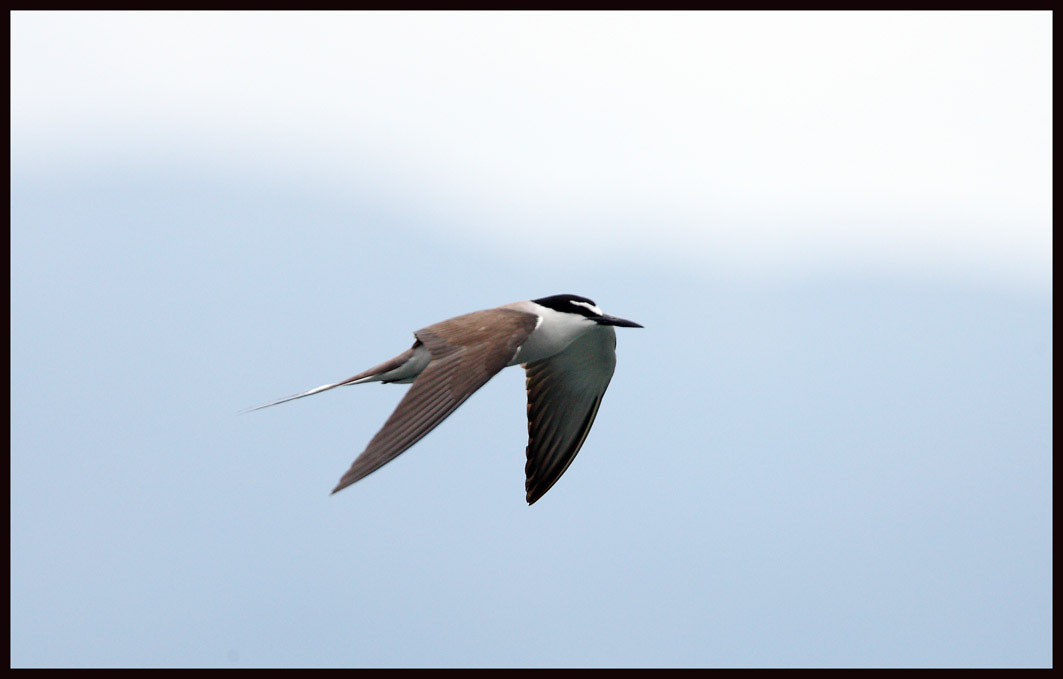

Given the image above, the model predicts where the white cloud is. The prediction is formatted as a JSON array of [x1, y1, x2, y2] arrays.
[[11, 11, 1052, 284]]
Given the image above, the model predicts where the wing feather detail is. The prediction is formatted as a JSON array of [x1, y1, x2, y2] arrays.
[[332, 308, 538, 494], [523, 327, 617, 504]]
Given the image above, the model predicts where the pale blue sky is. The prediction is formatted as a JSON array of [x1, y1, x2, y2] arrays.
[[11, 12, 1051, 668]]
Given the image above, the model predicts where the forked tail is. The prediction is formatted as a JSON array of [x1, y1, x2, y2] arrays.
[[239, 345, 420, 414]]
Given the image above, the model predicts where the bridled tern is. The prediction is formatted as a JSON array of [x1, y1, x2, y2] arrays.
[[248, 294, 643, 504]]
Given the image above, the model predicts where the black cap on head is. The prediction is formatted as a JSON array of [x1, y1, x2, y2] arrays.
[[532, 294, 599, 318], [532, 294, 643, 328]]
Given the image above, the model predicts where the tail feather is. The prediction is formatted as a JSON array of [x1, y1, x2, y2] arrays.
[[239, 381, 348, 414], [240, 345, 419, 414]]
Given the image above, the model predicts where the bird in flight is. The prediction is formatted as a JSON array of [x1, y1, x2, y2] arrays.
[[248, 294, 642, 504]]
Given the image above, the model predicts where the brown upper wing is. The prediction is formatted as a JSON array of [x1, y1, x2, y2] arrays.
[[332, 308, 538, 494], [523, 326, 617, 504]]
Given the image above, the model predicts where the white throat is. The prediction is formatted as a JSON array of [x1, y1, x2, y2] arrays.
[[506, 301, 596, 365]]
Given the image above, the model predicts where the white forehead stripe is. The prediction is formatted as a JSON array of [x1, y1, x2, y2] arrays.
[[570, 300, 603, 315]]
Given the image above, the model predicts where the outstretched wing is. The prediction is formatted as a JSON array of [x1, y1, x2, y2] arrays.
[[332, 308, 539, 494], [523, 326, 617, 504]]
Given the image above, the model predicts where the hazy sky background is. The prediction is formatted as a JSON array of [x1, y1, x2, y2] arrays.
[[11, 12, 1051, 667]]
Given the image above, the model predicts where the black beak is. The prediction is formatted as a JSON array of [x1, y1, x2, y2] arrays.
[[595, 314, 644, 328]]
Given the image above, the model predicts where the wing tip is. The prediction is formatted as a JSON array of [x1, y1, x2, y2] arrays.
[[330, 475, 356, 496], [331, 462, 376, 496], [525, 480, 550, 505]]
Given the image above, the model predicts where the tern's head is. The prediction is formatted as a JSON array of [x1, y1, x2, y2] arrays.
[[532, 294, 643, 328]]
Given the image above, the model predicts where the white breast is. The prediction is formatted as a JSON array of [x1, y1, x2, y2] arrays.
[[505, 301, 594, 366]]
